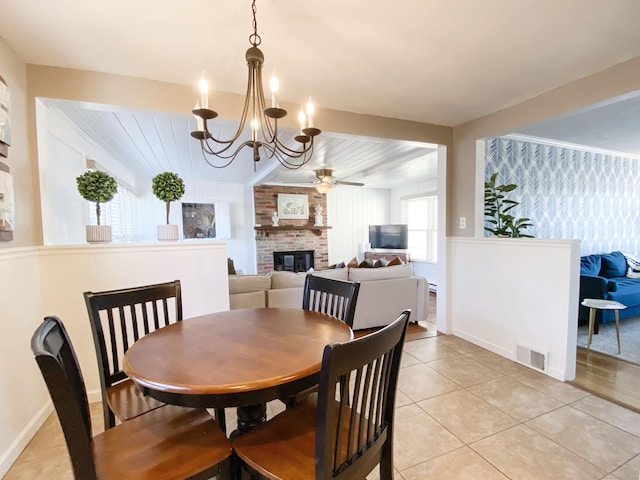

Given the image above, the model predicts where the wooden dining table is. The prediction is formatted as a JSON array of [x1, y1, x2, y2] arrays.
[[123, 307, 353, 435]]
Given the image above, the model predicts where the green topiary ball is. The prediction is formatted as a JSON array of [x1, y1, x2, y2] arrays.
[[152, 172, 185, 202], [76, 170, 117, 204]]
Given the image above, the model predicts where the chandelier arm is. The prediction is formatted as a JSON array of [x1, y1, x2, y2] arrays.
[[272, 136, 314, 157], [261, 141, 315, 169], [200, 135, 243, 156]]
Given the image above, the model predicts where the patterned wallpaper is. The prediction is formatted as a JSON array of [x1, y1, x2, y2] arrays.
[[485, 136, 640, 255]]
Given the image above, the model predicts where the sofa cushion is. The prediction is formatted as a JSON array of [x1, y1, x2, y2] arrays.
[[600, 251, 627, 278], [228, 274, 272, 294], [313, 268, 349, 281], [271, 270, 308, 289], [348, 263, 412, 282], [580, 254, 602, 276]]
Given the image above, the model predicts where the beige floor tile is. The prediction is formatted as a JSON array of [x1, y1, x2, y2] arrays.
[[510, 368, 590, 403], [427, 355, 505, 387], [400, 446, 509, 480], [464, 349, 530, 375], [571, 394, 640, 438], [432, 335, 487, 354], [395, 388, 413, 408], [468, 376, 565, 421], [471, 424, 606, 479], [526, 405, 640, 472], [417, 389, 518, 443], [402, 337, 461, 363], [400, 350, 421, 368], [397, 363, 461, 402], [393, 403, 464, 471], [606, 452, 640, 480]]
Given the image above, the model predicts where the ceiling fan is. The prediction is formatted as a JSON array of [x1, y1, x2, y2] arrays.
[[309, 169, 365, 193]]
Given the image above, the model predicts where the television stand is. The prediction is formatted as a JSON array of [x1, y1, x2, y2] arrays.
[[364, 249, 410, 263]]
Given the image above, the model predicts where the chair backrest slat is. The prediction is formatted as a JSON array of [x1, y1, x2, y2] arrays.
[[302, 275, 360, 328], [316, 310, 410, 479]]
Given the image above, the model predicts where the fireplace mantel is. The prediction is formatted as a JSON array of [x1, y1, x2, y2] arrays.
[[254, 225, 332, 236]]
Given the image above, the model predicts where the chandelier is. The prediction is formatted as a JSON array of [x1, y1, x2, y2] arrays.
[[190, 0, 321, 170]]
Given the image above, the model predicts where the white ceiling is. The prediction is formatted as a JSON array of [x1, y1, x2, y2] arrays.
[[4, 0, 640, 185]]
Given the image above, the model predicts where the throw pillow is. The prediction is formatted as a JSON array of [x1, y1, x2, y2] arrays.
[[373, 259, 385, 268], [335, 261, 346, 268], [358, 258, 375, 268], [387, 256, 404, 267], [600, 251, 627, 278], [347, 256, 359, 268], [579, 254, 601, 276], [622, 251, 640, 278]]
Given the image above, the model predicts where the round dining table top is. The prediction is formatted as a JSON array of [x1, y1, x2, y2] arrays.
[[123, 307, 353, 407]]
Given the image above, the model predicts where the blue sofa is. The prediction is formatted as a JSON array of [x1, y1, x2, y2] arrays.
[[579, 250, 640, 332]]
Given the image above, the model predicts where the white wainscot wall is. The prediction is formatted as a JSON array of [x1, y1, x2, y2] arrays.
[[448, 237, 580, 381], [0, 241, 229, 478]]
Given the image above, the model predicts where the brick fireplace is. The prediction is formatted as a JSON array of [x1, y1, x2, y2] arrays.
[[254, 185, 328, 274]]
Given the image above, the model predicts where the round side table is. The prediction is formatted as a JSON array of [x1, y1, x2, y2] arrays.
[[581, 298, 625, 353]]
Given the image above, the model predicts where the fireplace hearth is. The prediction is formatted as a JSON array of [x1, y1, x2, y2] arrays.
[[273, 250, 314, 272]]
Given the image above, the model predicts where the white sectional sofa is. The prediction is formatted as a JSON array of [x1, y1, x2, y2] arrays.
[[228, 264, 429, 330]]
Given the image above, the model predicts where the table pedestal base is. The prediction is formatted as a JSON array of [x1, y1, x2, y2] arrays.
[[237, 404, 267, 435]]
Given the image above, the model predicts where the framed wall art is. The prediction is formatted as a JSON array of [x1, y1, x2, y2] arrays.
[[0, 75, 10, 158], [0, 166, 15, 241], [181, 202, 216, 238], [277, 193, 308, 220]]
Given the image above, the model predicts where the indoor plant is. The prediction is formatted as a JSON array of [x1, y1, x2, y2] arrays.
[[484, 171, 533, 238], [152, 171, 185, 240], [76, 170, 118, 242]]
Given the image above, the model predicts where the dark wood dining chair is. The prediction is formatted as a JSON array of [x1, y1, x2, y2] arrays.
[[83, 280, 224, 432], [302, 274, 360, 328], [31, 316, 232, 480], [233, 310, 411, 480]]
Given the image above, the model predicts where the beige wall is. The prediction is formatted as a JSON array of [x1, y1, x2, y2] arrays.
[[0, 38, 37, 247], [451, 56, 640, 237]]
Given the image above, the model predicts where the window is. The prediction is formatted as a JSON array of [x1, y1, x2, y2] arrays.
[[402, 194, 437, 262], [88, 182, 138, 242]]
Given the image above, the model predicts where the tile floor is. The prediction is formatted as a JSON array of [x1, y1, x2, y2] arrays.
[[5, 332, 640, 480]]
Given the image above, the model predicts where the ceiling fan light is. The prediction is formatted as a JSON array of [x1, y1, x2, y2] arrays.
[[315, 183, 332, 194]]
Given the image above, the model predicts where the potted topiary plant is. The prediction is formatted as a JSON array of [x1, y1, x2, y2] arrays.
[[484, 171, 534, 238], [152, 171, 185, 241], [76, 170, 118, 243]]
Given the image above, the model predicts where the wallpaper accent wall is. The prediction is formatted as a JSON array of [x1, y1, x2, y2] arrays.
[[485, 136, 640, 255]]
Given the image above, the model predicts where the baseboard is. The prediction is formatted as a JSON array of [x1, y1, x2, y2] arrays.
[[0, 389, 102, 478], [0, 401, 52, 479]]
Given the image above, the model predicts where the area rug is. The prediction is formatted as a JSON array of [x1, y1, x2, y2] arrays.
[[577, 315, 640, 365]]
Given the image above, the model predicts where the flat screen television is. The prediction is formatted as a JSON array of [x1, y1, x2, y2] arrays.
[[368, 224, 408, 250]]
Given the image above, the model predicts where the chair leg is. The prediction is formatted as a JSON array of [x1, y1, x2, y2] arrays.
[[215, 408, 227, 434], [104, 405, 116, 430]]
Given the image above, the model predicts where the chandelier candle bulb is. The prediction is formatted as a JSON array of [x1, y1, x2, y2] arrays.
[[306, 98, 315, 128], [193, 101, 204, 131], [270, 74, 279, 108], [198, 77, 209, 109], [298, 109, 307, 132]]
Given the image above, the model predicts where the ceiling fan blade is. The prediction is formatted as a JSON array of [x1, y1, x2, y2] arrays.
[[334, 180, 365, 186]]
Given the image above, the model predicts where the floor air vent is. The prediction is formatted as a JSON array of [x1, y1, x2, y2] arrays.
[[516, 344, 548, 373]]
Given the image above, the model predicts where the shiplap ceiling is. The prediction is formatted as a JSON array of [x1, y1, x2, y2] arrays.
[[5, 0, 640, 185]]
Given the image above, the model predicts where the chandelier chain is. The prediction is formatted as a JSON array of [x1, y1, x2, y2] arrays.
[[249, 0, 261, 47]]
